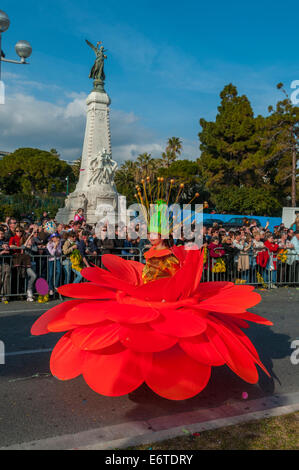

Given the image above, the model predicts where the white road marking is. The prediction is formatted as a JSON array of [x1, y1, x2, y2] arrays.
[[6, 348, 52, 357], [0, 308, 49, 314]]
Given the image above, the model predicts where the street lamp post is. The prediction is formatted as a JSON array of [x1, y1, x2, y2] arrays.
[[0, 10, 32, 82]]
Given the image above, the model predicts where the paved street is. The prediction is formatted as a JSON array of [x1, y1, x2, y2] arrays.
[[0, 288, 298, 449]]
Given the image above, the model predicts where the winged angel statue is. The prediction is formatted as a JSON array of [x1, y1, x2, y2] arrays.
[[85, 39, 107, 82]]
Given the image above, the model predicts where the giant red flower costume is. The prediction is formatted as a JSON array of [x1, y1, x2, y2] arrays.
[[31, 247, 272, 400]]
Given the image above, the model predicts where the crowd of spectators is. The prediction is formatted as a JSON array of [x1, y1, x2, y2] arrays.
[[1, 209, 299, 302], [201, 220, 299, 287]]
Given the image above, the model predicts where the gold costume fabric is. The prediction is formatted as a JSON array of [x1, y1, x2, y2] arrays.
[[142, 247, 180, 284]]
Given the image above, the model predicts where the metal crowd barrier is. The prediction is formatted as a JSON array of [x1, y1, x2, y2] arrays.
[[0, 248, 299, 299], [202, 248, 299, 287], [0, 248, 144, 300]]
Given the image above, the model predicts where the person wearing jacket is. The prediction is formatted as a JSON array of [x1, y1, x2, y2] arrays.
[[264, 233, 279, 288], [9, 226, 37, 301], [222, 235, 239, 282], [95, 226, 114, 267], [62, 231, 78, 284], [47, 233, 62, 296], [76, 231, 92, 268], [0, 228, 11, 302], [74, 208, 85, 224], [208, 237, 226, 281], [237, 234, 252, 283], [22, 228, 40, 301]]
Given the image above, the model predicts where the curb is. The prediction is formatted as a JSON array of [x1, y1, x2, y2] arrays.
[[2, 391, 299, 450]]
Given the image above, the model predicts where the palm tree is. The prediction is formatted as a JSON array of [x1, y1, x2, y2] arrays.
[[162, 137, 183, 168], [136, 153, 154, 179], [114, 160, 139, 204], [161, 150, 176, 168], [166, 137, 183, 157], [115, 160, 137, 185]]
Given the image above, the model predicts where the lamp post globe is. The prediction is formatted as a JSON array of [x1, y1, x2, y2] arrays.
[[0, 10, 10, 33], [15, 40, 32, 59]]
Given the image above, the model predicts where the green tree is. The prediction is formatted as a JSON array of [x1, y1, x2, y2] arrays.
[[159, 159, 207, 204], [212, 186, 281, 216], [115, 160, 139, 205], [198, 84, 258, 190], [0, 148, 73, 195], [197, 83, 299, 214], [115, 154, 162, 204], [136, 153, 156, 179], [162, 137, 183, 168], [258, 83, 299, 207]]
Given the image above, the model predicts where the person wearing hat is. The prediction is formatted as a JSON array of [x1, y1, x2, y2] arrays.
[[142, 202, 180, 284], [46, 233, 62, 296]]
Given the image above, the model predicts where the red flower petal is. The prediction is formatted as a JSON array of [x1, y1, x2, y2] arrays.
[[58, 283, 116, 299], [106, 303, 160, 324], [197, 282, 234, 300], [102, 254, 141, 286], [146, 248, 203, 302], [67, 300, 159, 326], [131, 249, 204, 303], [67, 300, 160, 325], [71, 321, 123, 350], [197, 286, 261, 314], [31, 300, 81, 335], [120, 324, 177, 352], [215, 319, 270, 377], [126, 260, 144, 285], [50, 333, 86, 380], [171, 249, 204, 299], [83, 348, 149, 396], [179, 334, 226, 366], [66, 301, 111, 325], [47, 311, 78, 332], [207, 320, 260, 383], [150, 308, 207, 338], [81, 267, 136, 295], [212, 313, 249, 330], [171, 245, 188, 264], [205, 324, 232, 364], [132, 277, 178, 302], [91, 342, 126, 355], [238, 312, 273, 326], [145, 345, 211, 400]]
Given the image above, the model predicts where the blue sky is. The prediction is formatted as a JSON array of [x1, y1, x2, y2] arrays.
[[0, 0, 298, 163]]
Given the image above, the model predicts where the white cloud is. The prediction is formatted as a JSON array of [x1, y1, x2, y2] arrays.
[[0, 90, 168, 164], [64, 93, 86, 118]]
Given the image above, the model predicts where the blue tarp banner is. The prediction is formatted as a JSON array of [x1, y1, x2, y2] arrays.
[[200, 213, 282, 232]]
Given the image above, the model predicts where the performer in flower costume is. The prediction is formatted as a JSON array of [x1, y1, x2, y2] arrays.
[[31, 181, 272, 400], [142, 202, 180, 284]]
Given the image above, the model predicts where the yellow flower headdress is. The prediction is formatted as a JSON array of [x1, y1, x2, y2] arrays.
[[133, 176, 207, 236]]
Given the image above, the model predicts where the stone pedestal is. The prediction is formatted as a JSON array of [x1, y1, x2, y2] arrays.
[[56, 89, 120, 225]]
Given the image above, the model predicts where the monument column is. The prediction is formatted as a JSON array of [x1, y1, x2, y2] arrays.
[[56, 40, 119, 225], [76, 91, 111, 192]]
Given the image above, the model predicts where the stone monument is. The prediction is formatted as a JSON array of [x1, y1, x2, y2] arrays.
[[56, 40, 119, 224]]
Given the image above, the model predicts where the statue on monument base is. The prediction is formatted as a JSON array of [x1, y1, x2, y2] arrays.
[[88, 148, 118, 187], [86, 39, 107, 93]]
